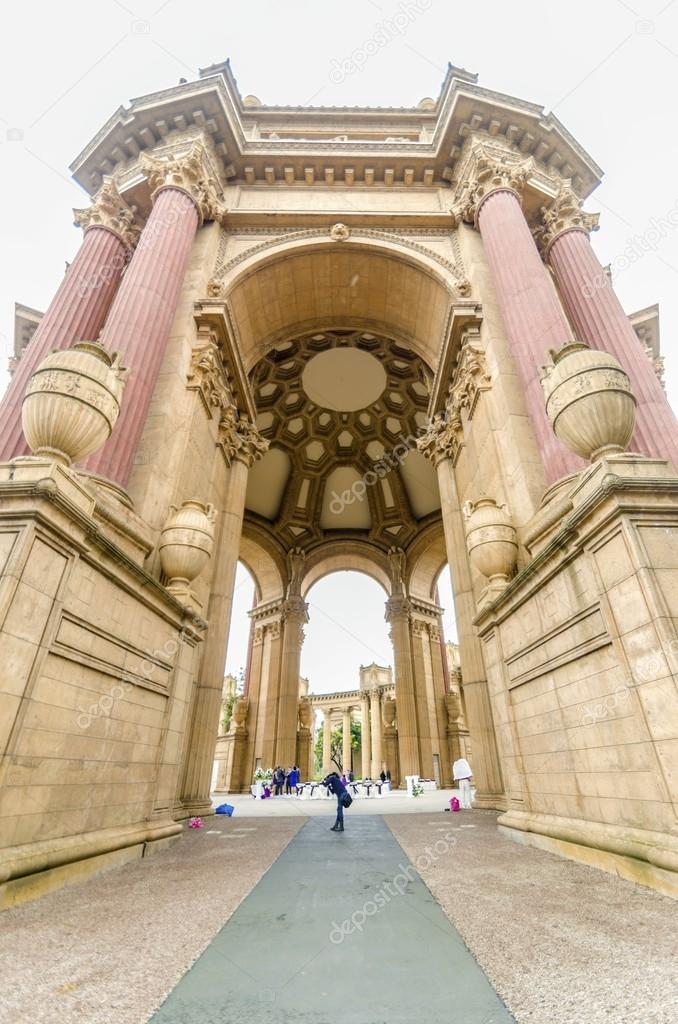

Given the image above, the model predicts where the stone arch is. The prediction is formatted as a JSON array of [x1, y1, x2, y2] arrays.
[[406, 522, 448, 603], [300, 541, 392, 599], [218, 236, 463, 373], [238, 525, 285, 604]]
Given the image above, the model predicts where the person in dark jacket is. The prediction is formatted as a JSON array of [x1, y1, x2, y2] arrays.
[[323, 771, 348, 832]]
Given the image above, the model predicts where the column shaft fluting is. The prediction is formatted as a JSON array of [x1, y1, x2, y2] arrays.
[[0, 227, 127, 461], [370, 690, 383, 777], [477, 189, 584, 483], [360, 696, 371, 779], [548, 228, 678, 468], [342, 708, 352, 774], [436, 456, 505, 805], [84, 188, 199, 485], [276, 599, 307, 769], [387, 601, 420, 781], [322, 708, 333, 774], [180, 457, 248, 813]]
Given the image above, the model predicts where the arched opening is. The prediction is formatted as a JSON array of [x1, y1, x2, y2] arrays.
[[302, 569, 393, 781]]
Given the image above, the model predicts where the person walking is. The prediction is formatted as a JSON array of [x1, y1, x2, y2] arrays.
[[323, 771, 350, 833], [453, 757, 473, 809]]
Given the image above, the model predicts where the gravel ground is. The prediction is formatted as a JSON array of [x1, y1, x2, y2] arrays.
[[0, 817, 303, 1024], [386, 810, 678, 1024]]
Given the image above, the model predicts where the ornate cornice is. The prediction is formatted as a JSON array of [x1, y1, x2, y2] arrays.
[[140, 141, 226, 224], [73, 176, 140, 251], [417, 409, 463, 467], [385, 594, 410, 622], [536, 181, 600, 258], [187, 335, 235, 418], [452, 141, 535, 225], [218, 412, 269, 467]]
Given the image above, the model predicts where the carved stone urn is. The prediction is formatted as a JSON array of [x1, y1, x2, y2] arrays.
[[21, 341, 125, 467], [298, 697, 313, 731], [159, 500, 216, 590], [382, 697, 397, 730], [445, 691, 461, 728], [464, 497, 518, 584], [541, 342, 636, 461], [230, 697, 248, 731]]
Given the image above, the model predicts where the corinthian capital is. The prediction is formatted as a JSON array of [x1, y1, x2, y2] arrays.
[[218, 410, 269, 467], [453, 142, 534, 225], [140, 141, 225, 224], [536, 182, 600, 257], [417, 410, 463, 467], [73, 177, 140, 251]]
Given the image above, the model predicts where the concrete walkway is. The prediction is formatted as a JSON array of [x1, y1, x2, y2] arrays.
[[150, 816, 513, 1024]]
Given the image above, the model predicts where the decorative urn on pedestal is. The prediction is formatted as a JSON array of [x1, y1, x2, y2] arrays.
[[464, 497, 518, 586], [159, 500, 216, 595], [21, 341, 125, 466], [540, 342, 637, 461]]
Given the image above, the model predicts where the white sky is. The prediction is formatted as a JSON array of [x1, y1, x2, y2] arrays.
[[2, 0, 677, 690]]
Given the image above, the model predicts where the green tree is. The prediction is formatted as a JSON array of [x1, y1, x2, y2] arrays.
[[314, 721, 362, 775]]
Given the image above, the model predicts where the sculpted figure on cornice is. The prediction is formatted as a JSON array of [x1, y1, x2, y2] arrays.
[[387, 546, 406, 596], [286, 547, 306, 598], [141, 140, 226, 223], [448, 337, 492, 419], [73, 176, 140, 251], [187, 336, 235, 415], [535, 181, 600, 255], [417, 408, 463, 467], [218, 410, 269, 467]]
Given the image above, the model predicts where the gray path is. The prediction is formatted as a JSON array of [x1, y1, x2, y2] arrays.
[[150, 816, 513, 1024]]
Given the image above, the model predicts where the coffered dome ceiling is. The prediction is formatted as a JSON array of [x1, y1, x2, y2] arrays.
[[245, 328, 441, 551]]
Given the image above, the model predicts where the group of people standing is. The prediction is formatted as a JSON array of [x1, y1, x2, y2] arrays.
[[271, 765, 301, 796]]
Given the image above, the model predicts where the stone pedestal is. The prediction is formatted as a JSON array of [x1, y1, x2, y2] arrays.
[[296, 727, 312, 782], [476, 454, 678, 897], [0, 459, 203, 907], [214, 724, 248, 794]]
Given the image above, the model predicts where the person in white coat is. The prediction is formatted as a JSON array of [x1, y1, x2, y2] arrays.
[[452, 757, 473, 809]]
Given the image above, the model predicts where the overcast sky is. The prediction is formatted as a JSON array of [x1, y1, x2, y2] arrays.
[[2, 0, 677, 691]]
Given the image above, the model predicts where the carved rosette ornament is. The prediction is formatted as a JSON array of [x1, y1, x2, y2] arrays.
[[536, 182, 600, 257], [454, 143, 534, 225], [218, 412, 269, 467], [417, 409, 463, 467], [140, 141, 225, 224], [540, 342, 637, 461], [22, 341, 126, 467], [73, 177, 140, 251], [463, 497, 518, 585], [159, 499, 217, 591]]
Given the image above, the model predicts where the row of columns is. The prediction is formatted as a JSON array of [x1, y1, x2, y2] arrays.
[[320, 693, 385, 778]]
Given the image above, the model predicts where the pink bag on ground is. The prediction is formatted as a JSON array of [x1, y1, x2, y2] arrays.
[[450, 797, 460, 812]]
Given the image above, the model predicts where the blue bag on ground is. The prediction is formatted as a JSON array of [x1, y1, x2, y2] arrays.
[[215, 803, 234, 816]]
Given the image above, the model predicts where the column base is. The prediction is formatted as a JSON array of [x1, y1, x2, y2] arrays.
[[499, 809, 678, 900], [473, 791, 508, 811], [175, 800, 216, 820]]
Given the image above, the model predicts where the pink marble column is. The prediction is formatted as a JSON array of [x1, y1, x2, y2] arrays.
[[477, 189, 584, 484], [548, 228, 678, 468], [84, 187, 199, 486], [0, 226, 128, 461]]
